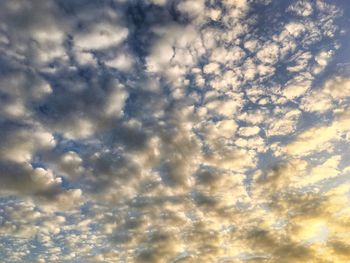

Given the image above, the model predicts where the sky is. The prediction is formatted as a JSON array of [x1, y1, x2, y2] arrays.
[[0, 0, 350, 262]]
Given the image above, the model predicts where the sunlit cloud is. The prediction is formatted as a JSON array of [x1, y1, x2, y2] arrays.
[[0, 0, 350, 262]]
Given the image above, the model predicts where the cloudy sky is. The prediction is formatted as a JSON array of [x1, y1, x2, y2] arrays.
[[0, 0, 350, 262]]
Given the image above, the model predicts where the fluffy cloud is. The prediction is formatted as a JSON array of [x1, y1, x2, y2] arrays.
[[1, 0, 349, 262]]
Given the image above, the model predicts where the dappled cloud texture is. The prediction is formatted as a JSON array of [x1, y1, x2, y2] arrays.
[[0, 0, 350, 262]]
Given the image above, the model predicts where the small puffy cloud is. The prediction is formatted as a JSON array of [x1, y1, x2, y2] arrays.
[[0, 71, 52, 119], [104, 53, 134, 71], [256, 42, 280, 64], [39, 189, 83, 212], [0, 0, 66, 65], [0, 160, 82, 211], [204, 146, 257, 171], [208, 8, 222, 21], [283, 80, 311, 99], [288, 0, 314, 17], [238, 109, 267, 125], [210, 46, 245, 65], [0, 161, 60, 196], [198, 119, 238, 140], [203, 62, 221, 74], [238, 126, 260, 137], [0, 0, 349, 262], [286, 51, 312, 72], [36, 74, 128, 139], [205, 94, 243, 117], [176, 0, 205, 20], [74, 23, 128, 51], [266, 108, 301, 137], [244, 39, 260, 52], [146, 25, 203, 79], [55, 151, 84, 179], [235, 136, 266, 152], [0, 123, 55, 162]]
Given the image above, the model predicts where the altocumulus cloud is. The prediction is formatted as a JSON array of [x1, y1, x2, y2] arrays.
[[0, 0, 350, 262]]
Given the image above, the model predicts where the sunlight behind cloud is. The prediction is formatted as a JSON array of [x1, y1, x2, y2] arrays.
[[0, 0, 349, 262]]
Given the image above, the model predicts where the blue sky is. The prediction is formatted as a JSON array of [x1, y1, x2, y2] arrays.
[[0, 0, 350, 262]]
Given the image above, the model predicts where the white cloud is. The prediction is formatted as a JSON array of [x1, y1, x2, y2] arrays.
[[301, 77, 350, 113], [0, 124, 55, 163], [256, 42, 280, 64], [104, 53, 134, 71], [288, 0, 314, 17], [283, 73, 313, 99], [56, 151, 84, 179], [266, 108, 301, 137], [74, 23, 128, 51], [176, 0, 205, 20], [238, 126, 260, 137], [0, 0, 349, 262], [203, 62, 221, 74], [205, 96, 242, 117], [285, 113, 349, 157]]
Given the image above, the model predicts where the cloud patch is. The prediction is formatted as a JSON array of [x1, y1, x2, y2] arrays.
[[0, 0, 350, 262]]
